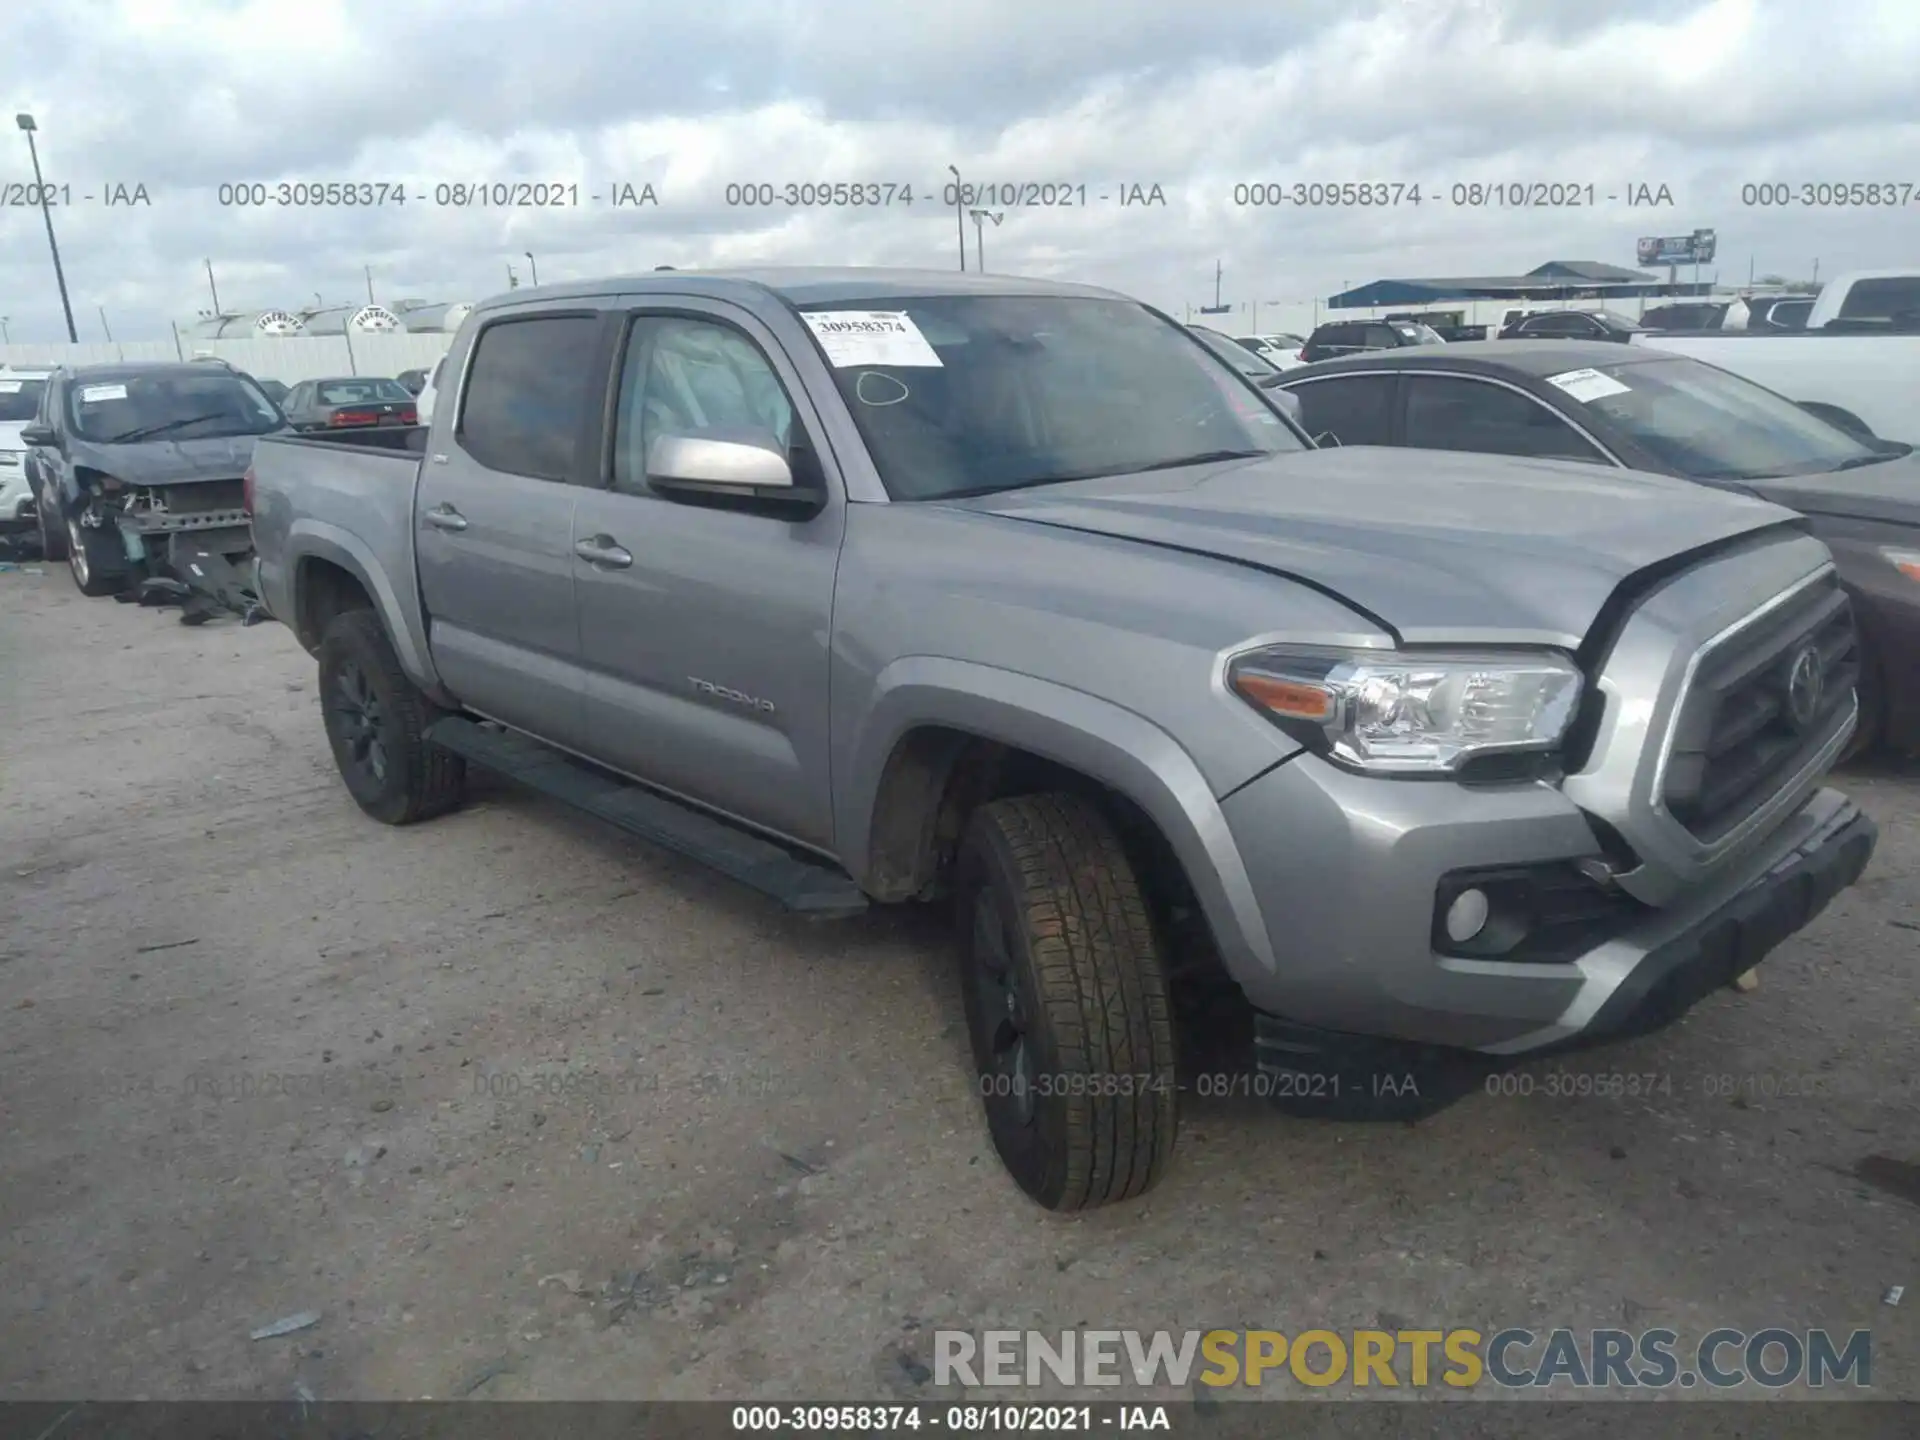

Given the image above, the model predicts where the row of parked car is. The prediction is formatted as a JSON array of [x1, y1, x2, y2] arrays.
[[0, 356, 443, 615]]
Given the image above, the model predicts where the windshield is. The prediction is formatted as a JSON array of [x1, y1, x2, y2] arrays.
[[1572, 357, 1882, 480], [800, 295, 1304, 500], [316, 378, 412, 405], [66, 372, 284, 442], [0, 378, 47, 422]]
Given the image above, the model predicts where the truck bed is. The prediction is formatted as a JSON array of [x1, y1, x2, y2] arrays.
[[248, 429, 431, 665], [1630, 331, 1920, 444]]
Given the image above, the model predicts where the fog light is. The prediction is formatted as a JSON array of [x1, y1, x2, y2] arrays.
[[1444, 888, 1490, 944]]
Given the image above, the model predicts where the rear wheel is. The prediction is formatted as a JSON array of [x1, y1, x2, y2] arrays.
[[318, 608, 466, 824], [66, 516, 124, 597], [955, 793, 1178, 1211], [1845, 642, 1885, 761], [36, 495, 68, 562]]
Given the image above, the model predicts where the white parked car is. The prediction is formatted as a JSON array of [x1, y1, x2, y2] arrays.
[[0, 366, 53, 545], [1234, 333, 1309, 369], [416, 356, 445, 424]]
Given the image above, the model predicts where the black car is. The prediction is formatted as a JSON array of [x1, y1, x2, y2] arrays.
[[279, 376, 419, 431], [1738, 295, 1815, 333], [1639, 302, 1732, 332], [395, 367, 430, 396], [20, 362, 287, 615], [254, 377, 291, 404], [1277, 339, 1920, 755], [1497, 309, 1643, 342], [1299, 317, 1444, 364]]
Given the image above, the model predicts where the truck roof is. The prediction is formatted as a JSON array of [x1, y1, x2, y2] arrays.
[[473, 266, 1130, 314]]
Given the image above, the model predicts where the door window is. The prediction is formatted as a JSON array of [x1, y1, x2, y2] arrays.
[[1403, 376, 1606, 462], [1288, 376, 1394, 446], [457, 314, 601, 481], [611, 317, 797, 495]]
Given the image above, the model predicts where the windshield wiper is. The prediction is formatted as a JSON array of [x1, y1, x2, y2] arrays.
[[1109, 449, 1270, 475], [102, 412, 229, 443], [1830, 451, 1902, 471]]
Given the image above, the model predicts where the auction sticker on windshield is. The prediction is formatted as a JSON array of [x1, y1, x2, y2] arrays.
[[801, 311, 944, 368], [79, 383, 129, 403], [1545, 368, 1631, 403], [0, 381, 21, 393]]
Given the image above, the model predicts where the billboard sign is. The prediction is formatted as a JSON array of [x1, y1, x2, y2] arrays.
[[1638, 229, 1717, 266]]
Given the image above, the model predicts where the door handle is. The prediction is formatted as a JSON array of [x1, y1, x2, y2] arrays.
[[423, 505, 468, 532], [574, 535, 633, 569]]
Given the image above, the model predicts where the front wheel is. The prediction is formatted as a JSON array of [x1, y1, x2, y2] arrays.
[[317, 608, 466, 824], [66, 516, 124, 597], [954, 793, 1178, 1211]]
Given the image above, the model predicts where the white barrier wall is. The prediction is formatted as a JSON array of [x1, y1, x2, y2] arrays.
[[0, 333, 457, 383]]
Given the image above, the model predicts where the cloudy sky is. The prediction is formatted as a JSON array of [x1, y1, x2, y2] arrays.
[[2, 0, 1917, 342]]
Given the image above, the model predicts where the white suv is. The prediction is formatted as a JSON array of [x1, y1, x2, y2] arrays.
[[0, 366, 53, 545]]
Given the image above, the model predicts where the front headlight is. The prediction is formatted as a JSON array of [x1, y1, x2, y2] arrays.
[[1882, 548, 1920, 583], [1227, 646, 1584, 775]]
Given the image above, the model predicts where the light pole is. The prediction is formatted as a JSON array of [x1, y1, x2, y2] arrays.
[[948, 165, 965, 272], [967, 208, 1002, 272], [1, 316, 10, 344], [16, 114, 77, 342], [525, 251, 539, 286], [97, 305, 112, 341], [204, 259, 223, 314], [365, 265, 375, 303]]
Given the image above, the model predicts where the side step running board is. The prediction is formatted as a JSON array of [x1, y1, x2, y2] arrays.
[[423, 716, 869, 919]]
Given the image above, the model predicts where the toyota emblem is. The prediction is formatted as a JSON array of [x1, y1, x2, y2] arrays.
[[1784, 646, 1824, 732]]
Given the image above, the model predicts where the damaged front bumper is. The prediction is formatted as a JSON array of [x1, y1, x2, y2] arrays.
[[89, 485, 263, 620]]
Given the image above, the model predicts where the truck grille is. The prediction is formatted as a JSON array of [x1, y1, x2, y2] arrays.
[[1661, 572, 1857, 846]]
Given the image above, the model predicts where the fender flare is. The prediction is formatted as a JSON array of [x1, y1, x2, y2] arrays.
[[287, 519, 443, 695], [839, 655, 1279, 979]]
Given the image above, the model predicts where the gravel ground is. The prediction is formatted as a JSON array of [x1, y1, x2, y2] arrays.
[[1, 566, 1914, 1404]]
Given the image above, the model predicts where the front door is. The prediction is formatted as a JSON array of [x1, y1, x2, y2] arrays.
[[414, 308, 605, 752], [569, 303, 845, 850]]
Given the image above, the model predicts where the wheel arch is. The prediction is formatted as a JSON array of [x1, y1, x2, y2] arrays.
[[841, 656, 1277, 981]]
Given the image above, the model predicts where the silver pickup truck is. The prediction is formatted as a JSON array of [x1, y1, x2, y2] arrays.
[[247, 267, 1878, 1210]]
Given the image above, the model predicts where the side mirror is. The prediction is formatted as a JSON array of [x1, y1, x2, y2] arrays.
[[1264, 386, 1303, 426], [18, 422, 56, 447], [647, 432, 794, 493]]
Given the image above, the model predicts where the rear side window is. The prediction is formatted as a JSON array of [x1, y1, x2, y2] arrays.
[[1403, 376, 1605, 462], [1289, 375, 1394, 446], [1836, 277, 1920, 320], [457, 315, 601, 481]]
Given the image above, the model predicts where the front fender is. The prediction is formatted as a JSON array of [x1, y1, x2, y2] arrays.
[[284, 519, 443, 695], [838, 655, 1278, 980]]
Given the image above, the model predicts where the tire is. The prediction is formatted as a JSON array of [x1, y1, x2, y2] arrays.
[[317, 608, 466, 825], [65, 515, 124, 597], [1844, 642, 1884, 762], [954, 793, 1178, 1211], [36, 495, 68, 562]]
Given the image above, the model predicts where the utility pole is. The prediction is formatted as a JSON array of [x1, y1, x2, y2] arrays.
[[16, 114, 77, 341], [948, 166, 966, 271], [205, 259, 223, 314], [968, 209, 1002, 272], [365, 265, 375, 303], [525, 252, 539, 286], [97, 305, 112, 341]]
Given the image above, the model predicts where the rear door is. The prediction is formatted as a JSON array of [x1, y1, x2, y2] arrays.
[[568, 300, 845, 849], [1283, 373, 1397, 446], [414, 306, 609, 752], [1399, 374, 1613, 463]]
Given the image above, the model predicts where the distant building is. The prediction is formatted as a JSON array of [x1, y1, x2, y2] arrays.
[[385, 300, 475, 333], [1329, 260, 1711, 310], [184, 309, 307, 340], [298, 304, 405, 336]]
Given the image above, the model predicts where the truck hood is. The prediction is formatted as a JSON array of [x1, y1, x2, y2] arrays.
[[1749, 449, 1920, 528], [952, 446, 1798, 648], [70, 432, 271, 484]]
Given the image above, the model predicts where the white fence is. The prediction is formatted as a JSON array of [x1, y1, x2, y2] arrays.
[[0, 333, 456, 383]]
